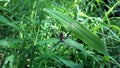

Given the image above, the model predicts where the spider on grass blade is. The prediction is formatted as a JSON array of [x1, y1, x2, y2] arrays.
[[51, 31, 71, 50]]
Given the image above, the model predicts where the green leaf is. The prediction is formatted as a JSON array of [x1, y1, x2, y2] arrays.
[[37, 38, 59, 45], [39, 51, 54, 60], [64, 38, 87, 57], [86, 50, 101, 64], [0, 15, 19, 30], [57, 57, 83, 68], [43, 8, 108, 55], [0, 39, 19, 49]]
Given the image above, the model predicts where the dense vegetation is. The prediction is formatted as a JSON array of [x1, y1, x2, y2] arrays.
[[0, 0, 120, 68]]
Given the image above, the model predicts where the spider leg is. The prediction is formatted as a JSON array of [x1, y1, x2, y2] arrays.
[[50, 40, 61, 50]]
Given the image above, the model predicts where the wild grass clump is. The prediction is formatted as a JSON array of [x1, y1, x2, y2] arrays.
[[0, 0, 120, 68]]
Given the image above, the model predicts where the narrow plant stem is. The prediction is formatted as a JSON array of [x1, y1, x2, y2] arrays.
[[34, 27, 40, 46], [107, 46, 120, 49]]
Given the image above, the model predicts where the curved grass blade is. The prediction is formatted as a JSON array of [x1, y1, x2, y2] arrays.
[[37, 38, 59, 45], [64, 38, 87, 57], [57, 57, 83, 68], [0, 39, 19, 49], [0, 15, 19, 30]]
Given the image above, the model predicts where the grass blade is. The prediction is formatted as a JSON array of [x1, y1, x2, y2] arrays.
[[64, 38, 87, 56], [57, 57, 83, 68], [0, 15, 19, 30]]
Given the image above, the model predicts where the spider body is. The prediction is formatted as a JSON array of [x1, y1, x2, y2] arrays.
[[59, 32, 65, 42]]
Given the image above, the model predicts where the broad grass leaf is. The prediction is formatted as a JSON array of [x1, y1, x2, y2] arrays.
[[39, 51, 54, 60], [64, 38, 87, 57], [43, 8, 108, 55], [0, 15, 19, 30], [37, 38, 59, 45], [57, 57, 83, 68], [0, 39, 19, 49]]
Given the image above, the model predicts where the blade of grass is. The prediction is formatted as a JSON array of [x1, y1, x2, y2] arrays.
[[57, 57, 83, 68], [104, 1, 120, 24], [36, 38, 59, 45], [64, 38, 87, 57], [0, 15, 19, 31], [0, 39, 19, 49]]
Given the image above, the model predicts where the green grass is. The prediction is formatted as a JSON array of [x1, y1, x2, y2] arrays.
[[0, 0, 120, 68]]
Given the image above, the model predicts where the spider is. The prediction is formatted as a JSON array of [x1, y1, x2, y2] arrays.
[[51, 31, 71, 50]]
